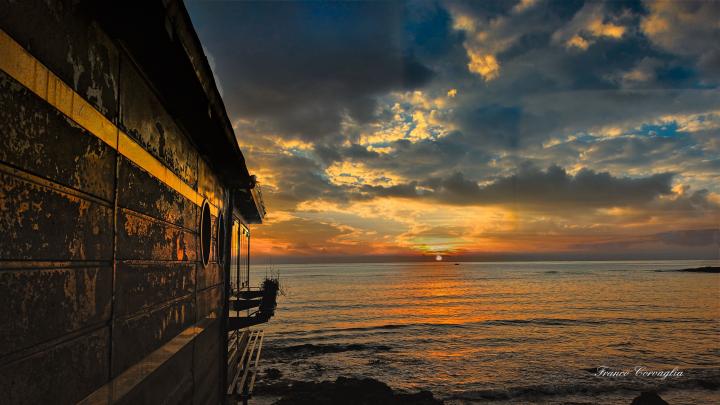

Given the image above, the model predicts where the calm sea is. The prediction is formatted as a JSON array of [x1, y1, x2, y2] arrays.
[[249, 260, 720, 404]]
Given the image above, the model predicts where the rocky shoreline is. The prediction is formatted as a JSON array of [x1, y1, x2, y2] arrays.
[[255, 375, 443, 404], [255, 372, 675, 405]]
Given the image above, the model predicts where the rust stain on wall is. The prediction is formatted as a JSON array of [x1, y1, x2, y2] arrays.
[[0, 172, 113, 261], [0, 266, 111, 357], [119, 55, 198, 188], [0, 71, 116, 201], [117, 209, 197, 262]]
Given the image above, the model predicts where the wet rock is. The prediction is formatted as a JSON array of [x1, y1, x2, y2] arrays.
[[630, 391, 669, 405], [265, 368, 283, 380], [396, 390, 443, 405], [272, 377, 444, 405]]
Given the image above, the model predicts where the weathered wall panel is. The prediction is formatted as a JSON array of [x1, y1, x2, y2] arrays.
[[193, 321, 222, 405], [196, 284, 223, 322], [0, 0, 119, 119], [115, 262, 195, 317], [0, 71, 116, 201], [0, 266, 111, 357], [198, 262, 223, 291], [0, 327, 109, 405], [198, 158, 224, 209], [111, 298, 195, 377], [119, 55, 198, 188], [116, 209, 197, 262], [0, 172, 113, 261], [117, 157, 196, 230], [115, 342, 194, 405]]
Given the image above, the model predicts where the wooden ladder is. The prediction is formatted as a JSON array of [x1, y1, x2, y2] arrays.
[[227, 329, 265, 404]]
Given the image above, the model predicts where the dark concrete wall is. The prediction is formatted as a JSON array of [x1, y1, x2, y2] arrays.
[[0, 1, 229, 404]]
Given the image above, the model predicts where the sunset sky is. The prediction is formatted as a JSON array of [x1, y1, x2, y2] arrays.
[[187, 0, 719, 262]]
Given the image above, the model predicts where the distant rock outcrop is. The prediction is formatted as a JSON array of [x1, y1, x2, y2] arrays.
[[630, 391, 669, 405], [271, 377, 444, 405], [675, 266, 719, 273]]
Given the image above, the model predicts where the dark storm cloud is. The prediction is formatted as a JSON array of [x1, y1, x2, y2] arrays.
[[187, 1, 435, 142], [641, 0, 720, 81], [654, 229, 719, 247], [570, 228, 719, 250], [332, 131, 496, 182], [442, 0, 720, 149], [455, 89, 720, 150], [362, 165, 677, 209]]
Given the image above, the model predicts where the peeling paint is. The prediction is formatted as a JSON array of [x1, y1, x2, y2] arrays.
[[0, 266, 111, 357], [120, 57, 198, 188], [0, 1, 239, 402], [0, 172, 113, 260], [0, 70, 116, 201], [118, 210, 196, 262]]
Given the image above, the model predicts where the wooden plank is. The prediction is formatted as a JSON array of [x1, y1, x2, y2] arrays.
[[247, 330, 265, 395], [237, 330, 262, 395], [227, 330, 257, 395]]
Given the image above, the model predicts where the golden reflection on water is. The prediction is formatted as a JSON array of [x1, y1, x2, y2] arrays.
[[253, 261, 720, 401]]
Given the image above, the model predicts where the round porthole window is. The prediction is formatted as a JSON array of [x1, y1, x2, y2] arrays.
[[200, 200, 211, 267], [217, 213, 225, 265]]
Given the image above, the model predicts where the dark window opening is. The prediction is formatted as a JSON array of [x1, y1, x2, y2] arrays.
[[200, 200, 211, 267], [217, 213, 225, 265]]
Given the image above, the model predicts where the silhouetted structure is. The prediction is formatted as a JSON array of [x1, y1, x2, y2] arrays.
[[0, 1, 272, 403]]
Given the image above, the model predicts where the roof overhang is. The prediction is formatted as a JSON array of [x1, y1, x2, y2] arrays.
[[93, 0, 265, 222], [234, 183, 266, 224]]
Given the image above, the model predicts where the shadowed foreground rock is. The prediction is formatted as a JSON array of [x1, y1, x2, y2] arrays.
[[272, 377, 444, 405], [630, 391, 669, 405]]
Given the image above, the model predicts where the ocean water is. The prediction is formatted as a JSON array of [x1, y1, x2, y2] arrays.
[[249, 260, 720, 404]]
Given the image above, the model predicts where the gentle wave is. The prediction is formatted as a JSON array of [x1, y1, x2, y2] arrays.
[[252, 260, 720, 401], [268, 316, 715, 339], [264, 342, 393, 358]]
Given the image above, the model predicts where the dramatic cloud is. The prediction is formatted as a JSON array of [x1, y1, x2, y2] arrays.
[[188, 1, 435, 142], [552, 2, 627, 50], [641, 0, 720, 80], [362, 165, 680, 210], [188, 0, 720, 261]]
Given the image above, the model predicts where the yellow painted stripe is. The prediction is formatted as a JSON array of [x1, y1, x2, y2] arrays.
[[118, 131, 201, 207], [0, 29, 219, 217]]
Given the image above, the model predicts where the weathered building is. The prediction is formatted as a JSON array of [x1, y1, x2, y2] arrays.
[[0, 1, 269, 404]]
